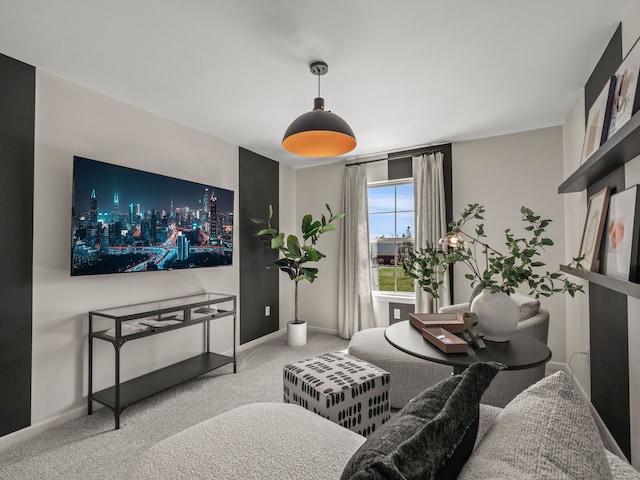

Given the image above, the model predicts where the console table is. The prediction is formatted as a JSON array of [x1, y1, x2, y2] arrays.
[[88, 292, 236, 429], [385, 320, 551, 374]]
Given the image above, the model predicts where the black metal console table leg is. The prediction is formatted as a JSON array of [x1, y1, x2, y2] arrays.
[[232, 301, 237, 373], [88, 314, 93, 415], [114, 341, 121, 430]]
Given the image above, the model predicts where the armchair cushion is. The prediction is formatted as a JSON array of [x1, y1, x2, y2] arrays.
[[439, 292, 540, 322], [510, 293, 541, 320]]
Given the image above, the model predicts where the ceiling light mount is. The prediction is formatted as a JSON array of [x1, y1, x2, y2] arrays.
[[309, 61, 328, 76], [282, 60, 356, 158]]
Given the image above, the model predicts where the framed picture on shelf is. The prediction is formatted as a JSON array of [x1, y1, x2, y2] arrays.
[[579, 187, 611, 271], [602, 185, 640, 281], [608, 36, 640, 139], [581, 77, 616, 164]]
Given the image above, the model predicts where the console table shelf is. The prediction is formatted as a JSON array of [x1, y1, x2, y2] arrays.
[[560, 264, 640, 299], [88, 292, 236, 429], [92, 352, 233, 409], [558, 111, 640, 193]]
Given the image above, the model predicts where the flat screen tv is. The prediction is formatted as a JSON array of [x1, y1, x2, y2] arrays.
[[71, 156, 234, 276]]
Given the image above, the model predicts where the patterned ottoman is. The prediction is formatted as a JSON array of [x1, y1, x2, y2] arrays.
[[283, 351, 391, 437]]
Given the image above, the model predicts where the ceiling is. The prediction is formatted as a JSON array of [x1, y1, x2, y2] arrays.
[[0, 0, 632, 168]]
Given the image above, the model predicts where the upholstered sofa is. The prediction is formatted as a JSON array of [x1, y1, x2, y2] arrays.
[[125, 366, 640, 480], [348, 294, 549, 408]]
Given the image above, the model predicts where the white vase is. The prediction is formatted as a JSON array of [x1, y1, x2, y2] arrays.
[[287, 320, 307, 346], [470, 289, 519, 342]]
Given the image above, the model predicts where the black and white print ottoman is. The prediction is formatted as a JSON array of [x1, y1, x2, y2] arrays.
[[283, 351, 391, 437]]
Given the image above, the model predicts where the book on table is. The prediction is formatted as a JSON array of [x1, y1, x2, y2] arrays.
[[408, 312, 467, 333]]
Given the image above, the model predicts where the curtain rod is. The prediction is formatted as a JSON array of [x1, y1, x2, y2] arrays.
[[345, 144, 447, 167]]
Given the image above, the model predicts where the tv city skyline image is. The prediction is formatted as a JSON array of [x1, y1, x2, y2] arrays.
[[71, 157, 234, 276]]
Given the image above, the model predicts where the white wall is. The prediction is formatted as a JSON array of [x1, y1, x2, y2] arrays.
[[278, 164, 296, 329], [30, 71, 239, 432], [452, 127, 570, 362], [562, 0, 640, 466], [562, 93, 591, 394], [294, 161, 345, 333]]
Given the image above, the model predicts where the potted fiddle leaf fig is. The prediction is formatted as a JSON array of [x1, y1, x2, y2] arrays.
[[251, 204, 344, 346]]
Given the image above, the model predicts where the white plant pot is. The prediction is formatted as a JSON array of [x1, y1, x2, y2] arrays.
[[287, 320, 307, 347], [470, 289, 519, 342]]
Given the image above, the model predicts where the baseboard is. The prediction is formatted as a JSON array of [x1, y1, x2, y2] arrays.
[[552, 362, 629, 462], [232, 328, 286, 355], [308, 325, 339, 336], [0, 404, 86, 452], [545, 360, 566, 374]]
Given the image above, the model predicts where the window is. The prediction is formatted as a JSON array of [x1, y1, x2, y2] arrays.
[[368, 181, 414, 294]]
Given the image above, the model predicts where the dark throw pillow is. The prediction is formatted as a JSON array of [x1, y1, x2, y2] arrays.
[[340, 361, 503, 480]]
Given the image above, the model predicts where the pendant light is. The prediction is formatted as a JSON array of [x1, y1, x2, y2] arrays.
[[282, 61, 356, 157]]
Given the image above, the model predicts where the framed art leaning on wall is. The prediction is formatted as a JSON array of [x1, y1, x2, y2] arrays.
[[579, 187, 610, 271], [581, 77, 617, 164], [607, 35, 640, 139], [601, 185, 640, 282]]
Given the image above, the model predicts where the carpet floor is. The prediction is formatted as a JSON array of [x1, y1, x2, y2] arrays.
[[0, 331, 348, 480]]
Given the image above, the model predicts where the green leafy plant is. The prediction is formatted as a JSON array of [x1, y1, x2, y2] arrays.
[[251, 204, 345, 324], [402, 203, 584, 299]]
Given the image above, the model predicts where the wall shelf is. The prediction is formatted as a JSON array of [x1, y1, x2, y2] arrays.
[[558, 111, 640, 193], [560, 264, 640, 299]]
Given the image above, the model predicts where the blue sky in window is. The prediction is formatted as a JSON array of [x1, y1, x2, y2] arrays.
[[368, 183, 414, 238]]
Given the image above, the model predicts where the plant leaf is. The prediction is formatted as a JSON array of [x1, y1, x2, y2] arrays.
[[271, 234, 284, 250], [286, 235, 301, 257]]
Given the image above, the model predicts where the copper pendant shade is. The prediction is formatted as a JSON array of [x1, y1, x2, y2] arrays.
[[282, 61, 356, 158]]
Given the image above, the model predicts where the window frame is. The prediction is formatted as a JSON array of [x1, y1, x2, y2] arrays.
[[367, 178, 415, 297]]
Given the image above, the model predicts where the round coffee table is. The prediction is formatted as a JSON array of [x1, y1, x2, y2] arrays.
[[384, 320, 551, 374]]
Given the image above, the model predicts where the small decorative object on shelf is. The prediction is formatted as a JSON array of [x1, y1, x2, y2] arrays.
[[422, 327, 468, 354]]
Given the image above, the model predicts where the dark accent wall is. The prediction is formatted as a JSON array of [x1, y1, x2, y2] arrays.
[[0, 53, 34, 437], [590, 283, 630, 457], [387, 157, 412, 180], [582, 24, 631, 460], [238, 148, 279, 344]]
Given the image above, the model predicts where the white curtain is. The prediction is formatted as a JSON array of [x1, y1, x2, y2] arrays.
[[338, 165, 375, 339], [413, 152, 451, 313]]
